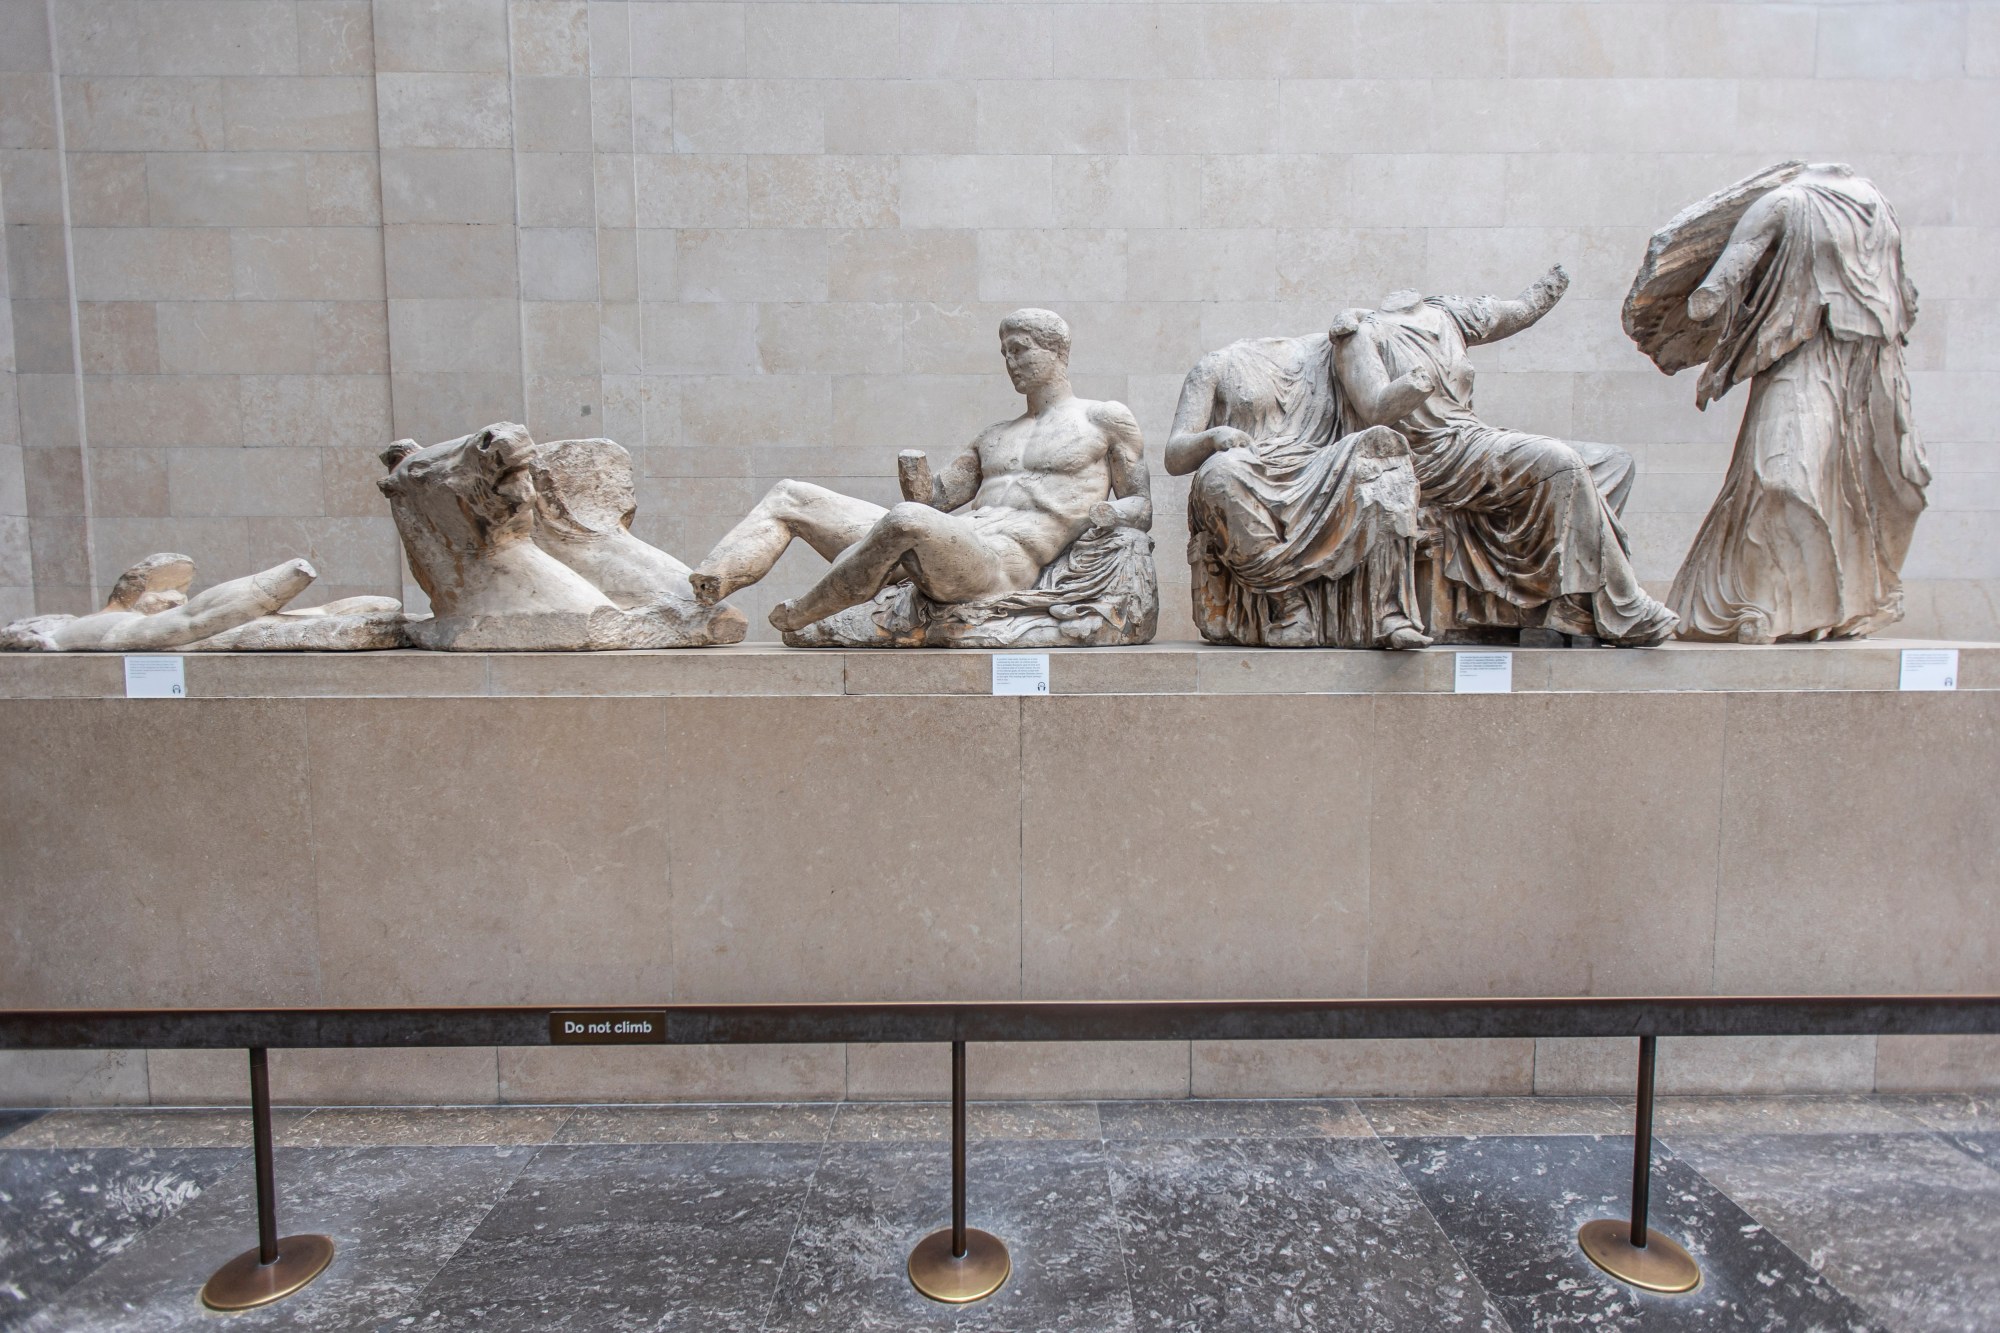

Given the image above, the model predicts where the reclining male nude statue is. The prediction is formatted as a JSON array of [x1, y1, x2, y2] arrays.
[[0, 551, 405, 651], [1165, 329, 1432, 649], [1330, 267, 1678, 646], [691, 308, 1158, 648]]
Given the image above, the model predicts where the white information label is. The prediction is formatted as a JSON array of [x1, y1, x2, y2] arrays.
[[1899, 648, 1959, 692], [991, 653, 1050, 696], [1454, 651, 1513, 694], [123, 655, 186, 699]]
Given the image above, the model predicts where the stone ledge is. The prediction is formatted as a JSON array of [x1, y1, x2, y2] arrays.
[[0, 639, 1993, 699]]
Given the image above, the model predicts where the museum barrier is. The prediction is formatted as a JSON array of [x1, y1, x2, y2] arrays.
[[4, 995, 1997, 1309]]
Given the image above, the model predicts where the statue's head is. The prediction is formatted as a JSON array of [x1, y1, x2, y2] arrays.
[[999, 308, 1071, 394]]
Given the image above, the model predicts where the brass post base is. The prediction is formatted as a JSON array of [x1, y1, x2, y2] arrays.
[[908, 1227, 1010, 1304], [200, 1234, 335, 1311], [1577, 1219, 1700, 1294]]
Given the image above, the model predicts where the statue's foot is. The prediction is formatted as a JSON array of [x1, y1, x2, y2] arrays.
[[688, 569, 728, 607], [1735, 612, 1775, 645], [1385, 625, 1433, 651], [768, 599, 812, 632]]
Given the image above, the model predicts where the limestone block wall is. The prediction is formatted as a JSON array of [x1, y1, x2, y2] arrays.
[[0, 0, 1996, 637]]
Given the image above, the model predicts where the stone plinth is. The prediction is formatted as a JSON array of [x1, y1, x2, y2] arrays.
[[3, 641, 1996, 1105]]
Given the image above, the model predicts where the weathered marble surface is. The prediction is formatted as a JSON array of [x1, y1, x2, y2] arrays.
[[1388, 1134, 1887, 1329], [1331, 271, 1678, 646], [402, 1143, 816, 1332], [692, 309, 1158, 648], [22, 1145, 536, 1333], [0, 554, 403, 652], [380, 424, 747, 651], [1669, 1131, 2000, 1332], [1165, 334, 1430, 649], [1630, 162, 1927, 645], [0, 1146, 236, 1321], [7, 1100, 2000, 1329]]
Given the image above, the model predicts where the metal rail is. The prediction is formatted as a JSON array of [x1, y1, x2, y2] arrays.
[[4, 993, 1994, 1310]]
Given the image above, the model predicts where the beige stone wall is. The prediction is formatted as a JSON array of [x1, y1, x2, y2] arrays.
[[0, 0, 1996, 635], [2, 645, 1997, 1103]]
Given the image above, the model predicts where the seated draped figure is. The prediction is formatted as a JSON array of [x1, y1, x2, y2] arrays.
[[0, 551, 405, 651], [378, 423, 747, 650], [690, 308, 1158, 648], [1164, 331, 1432, 649], [1330, 267, 1678, 646]]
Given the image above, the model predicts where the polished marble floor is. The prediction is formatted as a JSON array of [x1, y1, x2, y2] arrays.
[[0, 1095, 1994, 1331]]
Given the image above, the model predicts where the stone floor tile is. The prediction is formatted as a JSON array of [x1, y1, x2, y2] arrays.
[[397, 1142, 818, 1331], [0, 1110, 45, 1143], [1384, 1134, 1888, 1330], [1358, 1096, 1627, 1137], [558, 1102, 835, 1144], [765, 1139, 1135, 1332], [829, 1101, 1101, 1142], [0, 1108, 311, 1150], [290, 1105, 573, 1147], [1654, 1095, 1930, 1137], [1671, 1130, 2000, 1332], [0, 1147, 238, 1324], [21, 1146, 537, 1332], [1097, 1098, 1367, 1140], [1941, 1128, 2000, 1172], [1879, 1093, 2000, 1134], [1108, 1135, 1507, 1331]]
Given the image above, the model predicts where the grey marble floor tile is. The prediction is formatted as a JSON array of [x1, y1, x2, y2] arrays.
[[1385, 1134, 1886, 1331], [1941, 1128, 2000, 1171], [765, 1139, 1134, 1332], [1672, 1131, 2000, 1332], [1, 1108, 311, 1150], [1099, 1098, 1367, 1141], [396, 1142, 819, 1332], [1655, 1096, 1929, 1137], [559, 1102, 836, 1145], [1879, 1094, 2000, 1134], [0, 1111, 44, 1143], [1107, 1135, 1507, 1331], [21, 1145, 537, 1332], [0, 1147, 238, 1329], [1359, 1096, 1627, 1137], [291, 1105, 573, 1148], [830, 1101, 1101, 1142]]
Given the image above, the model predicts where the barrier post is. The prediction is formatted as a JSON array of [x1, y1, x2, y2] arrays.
[[1577, 1034, 1701, 1293], [906, 1039, 1010, 1303], [199, 1049, 336, 1311]]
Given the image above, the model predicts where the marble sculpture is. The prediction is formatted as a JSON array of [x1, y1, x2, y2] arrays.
[[1329, 269, 1678, 646], [379, 424, 746, 650], [1166, 337, 1431, 648], [1627, 162, 1926, 643], [0, 552, 405, 651], [691, 308, 1158, 648]]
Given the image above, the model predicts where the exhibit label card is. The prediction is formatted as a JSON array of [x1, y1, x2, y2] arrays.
[[991, 653, 1051, 695], [549, 1011, 667, 1044], [1454, 651, 1513, 694], [123, 655, 186, 698], [1899, 648, 1959, 692]]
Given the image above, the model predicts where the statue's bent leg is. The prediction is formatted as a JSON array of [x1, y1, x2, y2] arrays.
[[770, 504, 1009, 632], [1572, 440, 1636, 516], [691, 480, 885, 605]]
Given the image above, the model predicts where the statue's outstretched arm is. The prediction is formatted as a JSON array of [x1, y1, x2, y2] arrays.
[[1457, 264, 1571, 345], [1092, 401, 1153, 532]]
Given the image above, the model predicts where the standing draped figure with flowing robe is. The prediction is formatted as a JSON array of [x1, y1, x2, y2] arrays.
[[1626, 163, 1926, 643], [1165, 333, 1430, 648]]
